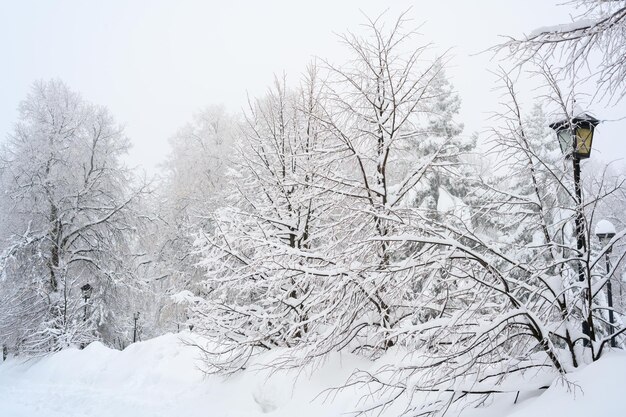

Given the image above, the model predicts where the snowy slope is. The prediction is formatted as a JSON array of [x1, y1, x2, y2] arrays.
[[0, 333, 365, 417], [507, 352, 626, 417], [0, 333, 624, 417]]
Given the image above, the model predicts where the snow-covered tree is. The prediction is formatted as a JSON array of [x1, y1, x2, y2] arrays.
[[0, 79, 147, 354], [342, 69, 626, 417], [302, 13, 473, 358], [162, 105, 236, 224], [144, 106, 238, 334], [191, 68, 331, 372], [499, 0, 626, 102], [190, 13, 476, 376]]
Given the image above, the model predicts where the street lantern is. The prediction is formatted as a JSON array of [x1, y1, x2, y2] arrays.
[[596, 219, 618, 347], [549, 112, 599, 159], [81, 283, 92, 322], [595, 219, 616, 250], [80, 283, 93, 303]]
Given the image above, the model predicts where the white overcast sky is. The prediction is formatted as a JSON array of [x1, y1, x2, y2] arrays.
[[1, 0, 625, 172]]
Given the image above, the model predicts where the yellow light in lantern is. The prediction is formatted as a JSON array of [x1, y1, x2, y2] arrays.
[[575, 127, 593, 158]]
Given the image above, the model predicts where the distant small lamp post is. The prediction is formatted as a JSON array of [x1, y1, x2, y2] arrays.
[[80, 283, 93, 322], [596, 219, 617, 348], [133, 312, 140, 343]]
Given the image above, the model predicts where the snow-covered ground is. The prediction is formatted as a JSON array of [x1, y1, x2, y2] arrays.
[[0, 333, 624, 417]]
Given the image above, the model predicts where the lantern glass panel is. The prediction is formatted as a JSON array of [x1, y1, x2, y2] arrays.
[[575, 127, 593, 158], [557, 130, 571, 155]]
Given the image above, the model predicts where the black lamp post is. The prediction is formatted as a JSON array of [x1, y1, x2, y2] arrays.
[[550, 111, 600, 345], [133, 312, 140, 343], [550, 112, 600, 279], [80, 283, 93, 322], [596, 219, 617, 348]]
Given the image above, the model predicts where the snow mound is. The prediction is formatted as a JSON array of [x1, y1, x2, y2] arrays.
[[507, 352, 626, 417], [1, 333, 625, 417], [0, 333, 364, 417]]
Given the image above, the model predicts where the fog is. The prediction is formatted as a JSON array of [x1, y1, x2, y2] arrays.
[[1, 0, 624, 171]]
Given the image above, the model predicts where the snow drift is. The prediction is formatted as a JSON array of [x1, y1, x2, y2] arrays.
[[0, 333, 624, 417]]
